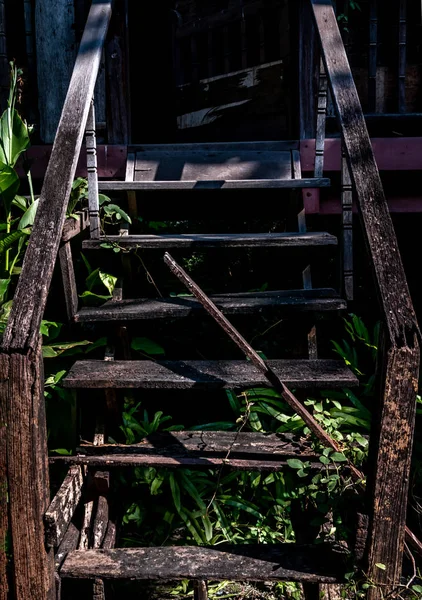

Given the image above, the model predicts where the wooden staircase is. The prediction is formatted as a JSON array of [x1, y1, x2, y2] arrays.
[[0, 2, 420, 600]]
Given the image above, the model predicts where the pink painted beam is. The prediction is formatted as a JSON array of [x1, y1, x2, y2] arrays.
[[300, 137, 422, 172], [17, 145, 127, 180]]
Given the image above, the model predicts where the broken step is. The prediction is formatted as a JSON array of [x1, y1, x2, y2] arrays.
[[50, 431, 342, 472], [82, 231, 337, 250], [60, 544, 348, 583], [63, 359, 358, 390], [75, 288, 346, 322]]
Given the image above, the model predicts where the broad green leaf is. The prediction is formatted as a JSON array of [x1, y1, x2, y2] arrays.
[[103, 203, 132, 224], [131, 337, 165, 356], [330, 452, 347, 463], [50, 448, 72, 456], [99, 270, 117, 295], [375, 563, 386, 570], [18, 198, 39, 229], [0, 278, 10, 303], [0, 107, 30, 167], [0, 161, 19, 214], [79, 290, 111, 302], [287, 459, 304, 470], [80, 252, 92, 275], [12, 195, 28, 211], [42, 340, 92, 358]]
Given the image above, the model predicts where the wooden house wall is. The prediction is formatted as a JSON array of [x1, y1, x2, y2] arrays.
[[0, 0, 421, 145]]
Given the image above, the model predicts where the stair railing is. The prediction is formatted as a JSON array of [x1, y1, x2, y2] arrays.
[[309, 1, 420, 598], [0, 2, 113, 598]]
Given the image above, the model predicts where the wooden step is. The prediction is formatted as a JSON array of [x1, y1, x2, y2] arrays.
[[60, 544, 348, 583], [96, 141, 330, 191], [63, 359, 358, 389], [50, 431, 340, 471], [75, 288, 346, 322], [82, 232, 337, 250]]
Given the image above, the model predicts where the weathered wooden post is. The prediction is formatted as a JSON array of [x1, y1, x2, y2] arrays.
[[0, 2, 113, 597], [310, 2, 420, 598]]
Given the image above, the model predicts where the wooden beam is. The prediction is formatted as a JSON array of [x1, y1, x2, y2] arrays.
[[44, 466, 84, 549], [0, 344, 55, 599], [59, 242, 79, 321], [298, 0, 318, 139], [310, 1, 420, 596]]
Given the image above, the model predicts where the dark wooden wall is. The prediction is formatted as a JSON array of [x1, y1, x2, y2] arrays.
[[0, 0, 422, 143]]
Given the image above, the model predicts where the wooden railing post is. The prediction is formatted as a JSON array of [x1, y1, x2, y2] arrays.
[[0, 1, 113, 598], [310, 1, 420, 598], [0, 340, 55, 599]]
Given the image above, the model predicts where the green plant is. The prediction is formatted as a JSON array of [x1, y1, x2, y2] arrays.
[[0, 62, 36, 320]]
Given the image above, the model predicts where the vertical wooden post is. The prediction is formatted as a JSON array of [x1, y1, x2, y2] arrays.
[[368, 0, 378, 113], [298, 0, 318, 139], [86, 99, 100, 239], [314, 58, 327, 178], [105, 0, 130, 144], [310, 3, 420, 598], [398, 0, 407, 113], [35, 0, 76, 142], [341, 144, 353, 300], [0, 342, 55, 599]]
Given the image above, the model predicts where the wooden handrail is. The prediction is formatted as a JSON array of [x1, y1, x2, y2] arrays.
[[2, 0, 113, 352], [309, 1, 420, 597]]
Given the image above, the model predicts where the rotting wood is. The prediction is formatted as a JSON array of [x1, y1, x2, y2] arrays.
[[59, 242, 79, 321], [74, 288, 346, 322], [310, 0, 421, 593], [50, 455, 332, 472], [92, 496, 109, 549], [102, 520, 117, 550], [60, 544, 348, 582], [45, 466, 84, 548], [78, 431, 319, 459], [163, 252, 361, 480], [55, 522, 80, 570], [63, 358, 358, 390], [83, 231, 337, 250], [79, 499, 94, 551], [0, 344, 55, 599], [2, 0, 113, 352]]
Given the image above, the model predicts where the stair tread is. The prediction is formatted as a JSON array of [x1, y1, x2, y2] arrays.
[[50, 431, 336, 471], [82, 232, 338, 249], [60, 544, 348, 582], [95, 142, 330, 190], [97, 178, 330, 190], [63, 359, 358, 389], [75, 288, 346, 322], [77, 431, 319, 458]]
